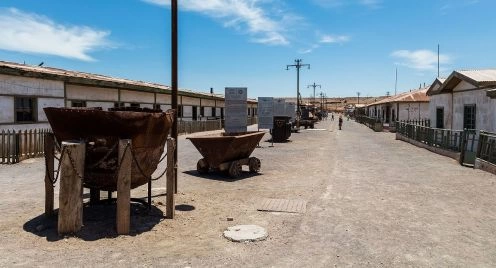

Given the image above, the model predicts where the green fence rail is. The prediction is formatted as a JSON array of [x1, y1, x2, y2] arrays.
[[395, 122, 463, 152], [477, 131, 496, 165], [398, 119, 431, 127]]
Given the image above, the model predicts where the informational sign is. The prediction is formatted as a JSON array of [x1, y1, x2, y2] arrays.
[[225, 87, 247, 133], [273, 98, 286, 116], [285, 102, 296, 120], [258, 97, 274, 129]]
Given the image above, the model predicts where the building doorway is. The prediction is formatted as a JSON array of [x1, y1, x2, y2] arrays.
[[192, 106, 198, 121], [436, 107, 444, 128]]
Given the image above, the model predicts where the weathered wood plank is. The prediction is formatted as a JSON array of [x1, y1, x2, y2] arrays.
[[166, 138, 176, 219], [117, 139, 132, 235], [44, 133, 55, 217], [58, 141, 85, 235]]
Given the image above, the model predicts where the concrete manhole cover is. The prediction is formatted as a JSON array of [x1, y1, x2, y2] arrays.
[[223, 225, 268, 242]]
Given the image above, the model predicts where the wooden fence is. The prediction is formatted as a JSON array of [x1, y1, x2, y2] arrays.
[[477, 131, 496, 165], [177, 120, 222, 134], [1, 129, 51, 164], [395, 122, 463, 152]]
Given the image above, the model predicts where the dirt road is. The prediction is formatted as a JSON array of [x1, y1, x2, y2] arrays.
[[0, 119, 495, 267]]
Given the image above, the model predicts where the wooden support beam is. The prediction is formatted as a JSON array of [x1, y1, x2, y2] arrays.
[[166, 138, 176, 219], [116, 139, 132, 235], [58, 141, 85, 235], [44, 133, 54, 218]]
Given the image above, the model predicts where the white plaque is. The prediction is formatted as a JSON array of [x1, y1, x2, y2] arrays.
[[225, 87, 248, 133], [258, 97, 274, 129], [273, 98, 286, 116], [285, 102, 296, 120]]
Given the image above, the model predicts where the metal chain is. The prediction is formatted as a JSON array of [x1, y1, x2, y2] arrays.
[[112, 142, 131, 181], [88, 141, 119, 169], [44, 146, 65, 187], [65, 148, 85, 181], [130, 147, 151, 181]]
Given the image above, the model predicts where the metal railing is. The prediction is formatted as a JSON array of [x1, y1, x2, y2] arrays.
[[477, 131, 496, 165], [396, 122, 463, 152], [356, 115, 381, 127], [398, 119, 431, 127], [1, 128, 51, 164]]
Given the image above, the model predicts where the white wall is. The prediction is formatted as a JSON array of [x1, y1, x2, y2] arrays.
[[0, 96, 14, 123], [120, 89, 154, 103], [66, 84, 117, 101], [452, 89, 496, 132], [38, 98, 64, 121], [397, 102, 429, 121], [182, 105, 192, 117], [453, 80, 476, 92], [0, 74, 63, 97], [429, 93, 452, 129]]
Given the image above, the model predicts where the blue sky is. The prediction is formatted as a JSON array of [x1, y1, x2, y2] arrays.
[[0, 0, 495, 98]]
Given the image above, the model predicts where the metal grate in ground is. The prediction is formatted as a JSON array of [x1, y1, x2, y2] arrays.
[[257, 198, 307, 213]]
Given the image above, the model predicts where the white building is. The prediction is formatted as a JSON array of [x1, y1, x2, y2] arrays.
[[0, 61, 258, 131], [366, 87, 430, 124], [427, 69, 496, 132]]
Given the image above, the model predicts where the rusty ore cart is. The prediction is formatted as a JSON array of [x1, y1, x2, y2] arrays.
[[44, 107, 174, 192], [187, 131, 265, 178]]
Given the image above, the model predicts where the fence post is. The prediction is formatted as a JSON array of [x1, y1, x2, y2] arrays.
[[58, 141, 85, 235], [1, 130, 4, 164], [117, 139, 132, 235], [44, 133, 55, 217], [166, 138, 176, 219], [15, 131, 20, 164]]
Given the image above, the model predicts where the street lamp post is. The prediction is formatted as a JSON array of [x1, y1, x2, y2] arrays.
[[286, 59, 310, 119]]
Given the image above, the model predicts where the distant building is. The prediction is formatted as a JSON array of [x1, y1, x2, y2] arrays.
[[427, 69, 496, 132], [366, 87, 430, 123], [0, 60, 257, 131]]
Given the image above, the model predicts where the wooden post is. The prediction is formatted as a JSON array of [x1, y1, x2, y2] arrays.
[[44, 133, 55, 217], [116, 139, 131, 235], [166, 138, 176, 219], [58, 141, 85, 235]]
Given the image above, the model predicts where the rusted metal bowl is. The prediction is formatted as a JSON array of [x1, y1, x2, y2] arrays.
[[187, 131, 265, 169], [44, 107, 174, 191]]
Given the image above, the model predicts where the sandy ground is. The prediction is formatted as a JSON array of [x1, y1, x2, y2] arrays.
[[1, 119, 496, 267]]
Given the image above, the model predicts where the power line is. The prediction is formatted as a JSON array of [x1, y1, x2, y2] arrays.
[[286, 59, 310, 119], [307, 82, 321, 106]]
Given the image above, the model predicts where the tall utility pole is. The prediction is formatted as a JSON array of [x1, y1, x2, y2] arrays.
[[286, 59, 310, 117], [307, 82, 321, 106], [171, 0, 178, 189], [357, 92, 361, 104]]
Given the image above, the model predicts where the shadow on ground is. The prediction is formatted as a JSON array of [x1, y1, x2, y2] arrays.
[[23, 201, 164, 242], [183, 170, 262, 182]]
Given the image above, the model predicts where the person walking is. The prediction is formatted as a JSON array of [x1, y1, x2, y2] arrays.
[[338, 115, 343, 130]]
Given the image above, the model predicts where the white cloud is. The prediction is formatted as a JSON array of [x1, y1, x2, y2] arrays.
[[319, 34, 350, 44], [312, 0, 382, 8], [391, 49, 450, 71], [0, 8, 112, 61], [143, 0, 290, 46]]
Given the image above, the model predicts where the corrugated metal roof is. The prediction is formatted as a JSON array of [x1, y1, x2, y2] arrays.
[[458, 69, 496, 84], [367, 87, 429, 106], [0, 60, 250, 101]]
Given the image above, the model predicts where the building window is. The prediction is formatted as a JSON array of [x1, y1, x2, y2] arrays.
[[463, 104, 476, 129], [153, 104, 161, 110], [129, 103, 140, 108], [436, 107, 444, 129], [71, 100, 87, 107], [248, 108, 251, 116], [114, 102, 125, 108], [212, 107, 216, 117], [177, 105, 182, 117], [200, 106, 204, 117], [220, 108, 224, 119], [15, 97, 36, 122]]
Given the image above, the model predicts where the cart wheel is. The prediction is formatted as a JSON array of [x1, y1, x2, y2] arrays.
[[197, 158, 209, 174], [248, 157, 261, 173], [228, 161, 242, 178]]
